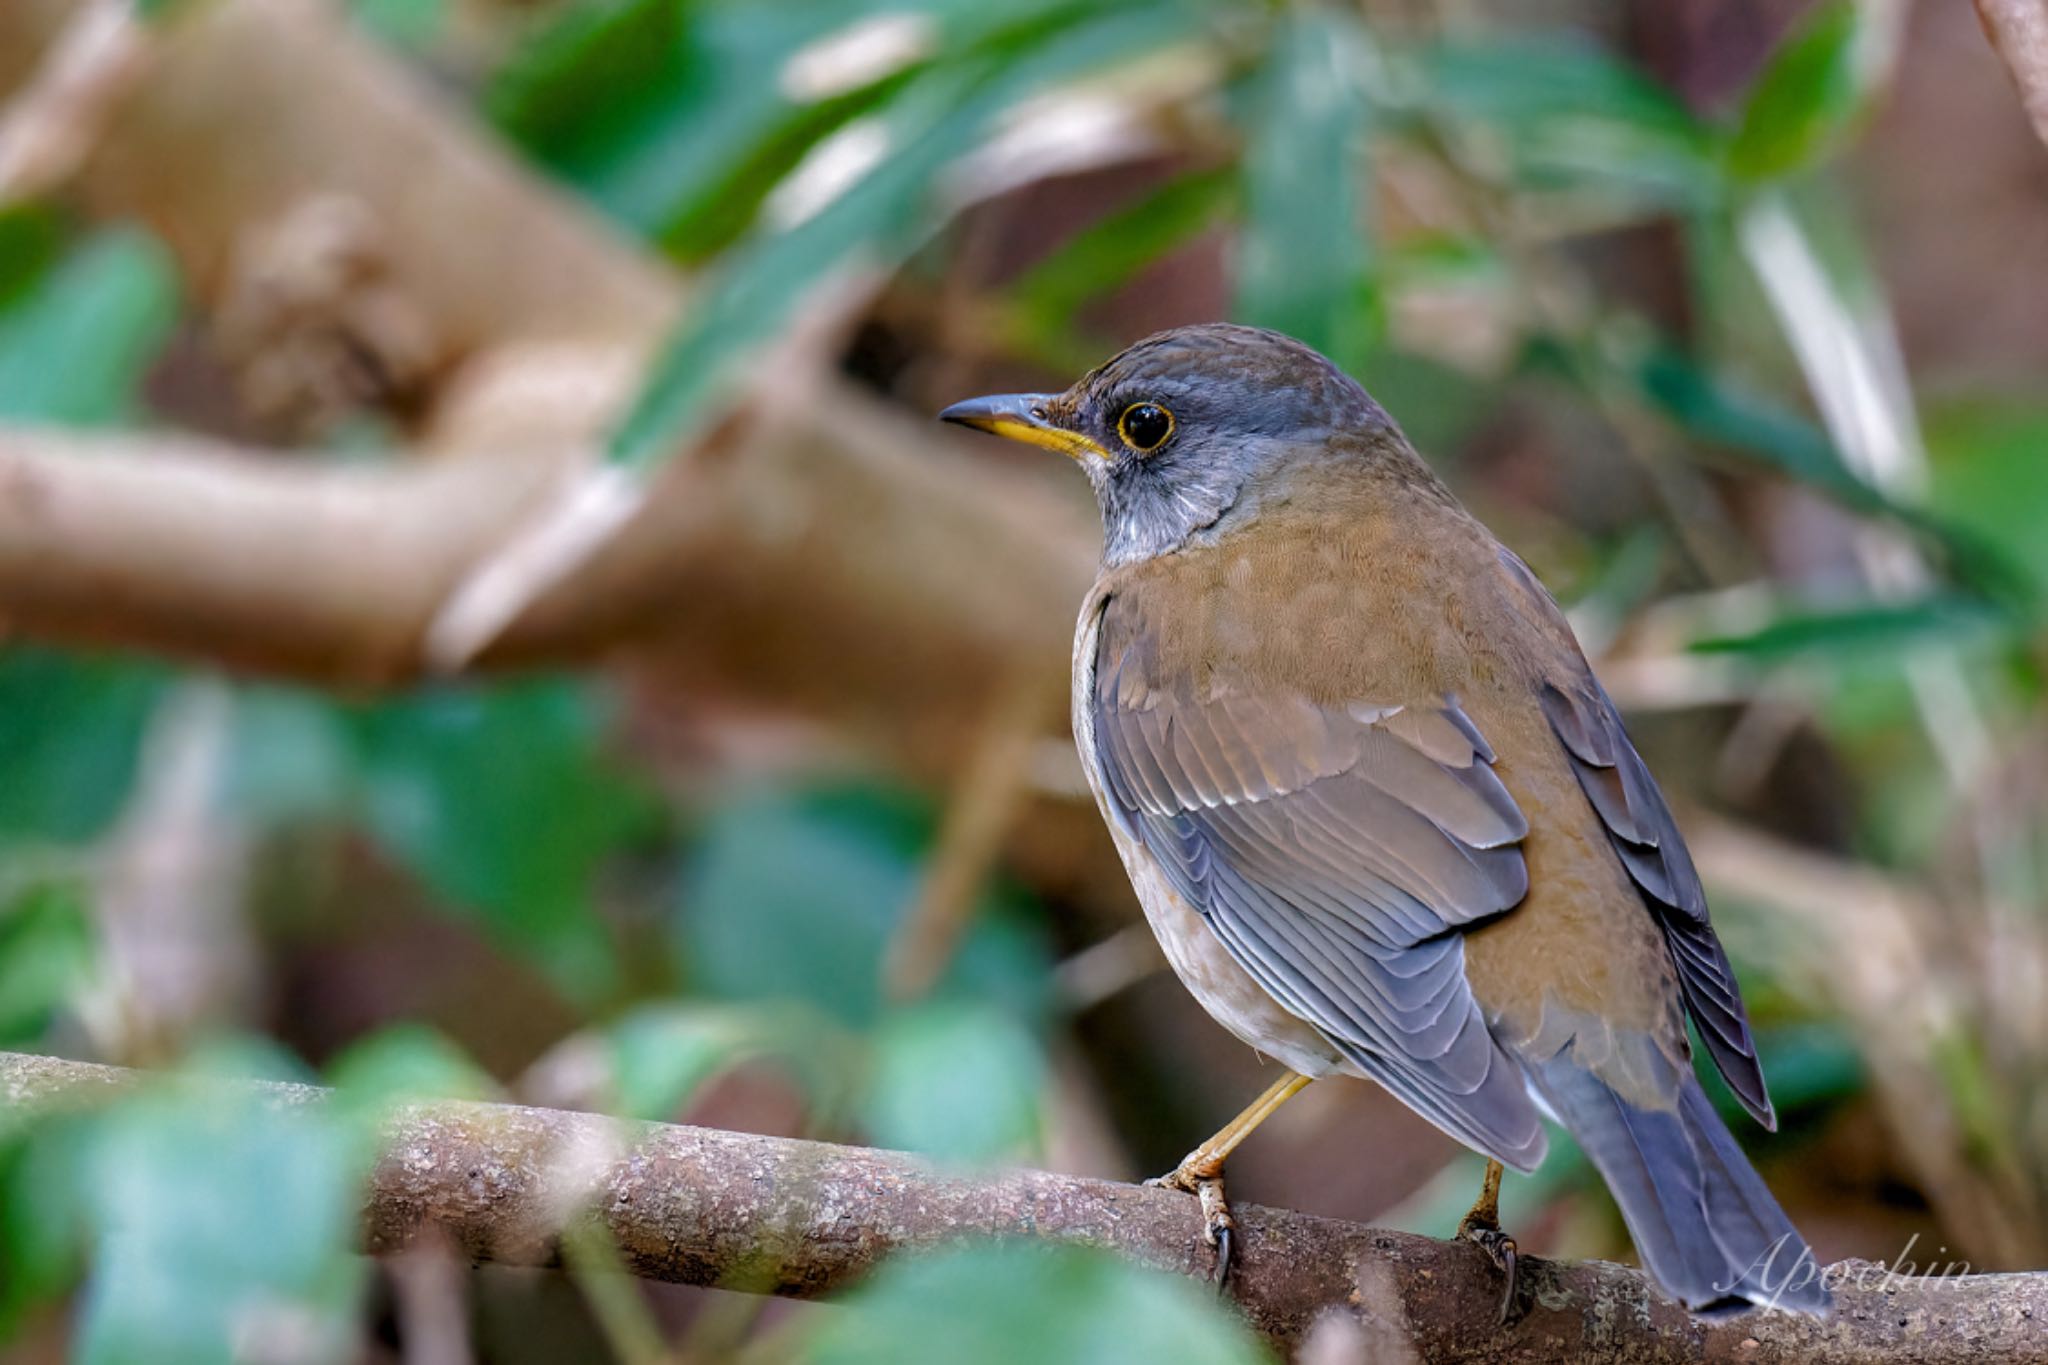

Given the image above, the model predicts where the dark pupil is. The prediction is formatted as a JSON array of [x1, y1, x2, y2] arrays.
[[1124, 404, 1170, 449]]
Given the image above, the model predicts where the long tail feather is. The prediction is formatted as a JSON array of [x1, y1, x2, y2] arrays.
[[1529, 1055, 1830, 1316]]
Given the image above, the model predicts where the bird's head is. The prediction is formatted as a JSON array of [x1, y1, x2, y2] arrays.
[[941, 324, 1398, 566]]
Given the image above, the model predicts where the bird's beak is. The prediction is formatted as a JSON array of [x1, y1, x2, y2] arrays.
[[938, 392, 1107, 461]]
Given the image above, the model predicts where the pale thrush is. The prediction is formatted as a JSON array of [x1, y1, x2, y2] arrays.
[[943, 324, 1828, 1317]]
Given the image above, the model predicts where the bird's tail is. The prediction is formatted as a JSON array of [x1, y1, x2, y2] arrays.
[[1527, 1054, 1831, 1316]]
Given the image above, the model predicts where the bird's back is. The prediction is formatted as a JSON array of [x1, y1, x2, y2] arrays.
[[1079, 440, 1826, 1312], [1092, 447, 1687, 1080]]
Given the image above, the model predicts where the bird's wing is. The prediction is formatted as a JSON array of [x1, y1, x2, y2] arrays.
[[1485, 545, 1774, 1129], [1091, 596, 1548, 1170], [1538, 676, 1774, 1127]]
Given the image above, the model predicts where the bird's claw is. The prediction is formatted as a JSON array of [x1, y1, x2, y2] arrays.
[[1458, 1220, 1520, 1324], [1147, 1163, 1236, 1290]]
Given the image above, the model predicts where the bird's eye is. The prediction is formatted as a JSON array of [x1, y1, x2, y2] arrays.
[[1117, 402, 1175, 453]]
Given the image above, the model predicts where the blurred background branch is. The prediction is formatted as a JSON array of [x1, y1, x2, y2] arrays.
[[1976, 0, 2048, 149], [4, 0, 2048, 1361]]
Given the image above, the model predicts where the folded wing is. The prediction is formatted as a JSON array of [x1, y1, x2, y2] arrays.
[[1539, 678, 1775, 1128], [1092, 601, 1548, 1169]]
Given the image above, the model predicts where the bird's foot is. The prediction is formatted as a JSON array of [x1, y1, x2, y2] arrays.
[[1147, 1159, 1235, 1290], [1457, 1214, 1520, 1325]]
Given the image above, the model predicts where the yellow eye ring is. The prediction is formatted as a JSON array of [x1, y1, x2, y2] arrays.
[[1117, 402, 1175, 453]]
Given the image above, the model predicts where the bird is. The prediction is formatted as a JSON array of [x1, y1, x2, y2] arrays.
[[941, 323, 1830, 1319]]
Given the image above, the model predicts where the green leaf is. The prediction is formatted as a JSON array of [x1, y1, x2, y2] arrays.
[[1379, 1133, 1584, 1243], [0, 204, 65, 308], [1413, 34, 1700, 129], [223, 687, 357, 827], [1635, 347, 2036, 610], [350, 679, 660, 1001], [677, 784, 1051, 1030], [1235, 9, 1375, 365], [135, 0, 204, 22], [489, 0, 705, 233], [77, 1078, 364, 1365], [1008, 167, 1236, 361], [801, 1241, 1271, 1365], [1353, 346, 1497, 461], [658, 67, 924, 263], [325, 1024, 496, 1110], [1411, 36, 1720, 209], [608, 62, 980, 467], [609, 1, 1188, 470], [492, 0, 684, 136], [349, 0, 445, 49], [1635, 344, 1877, 508], [494, 1, 1179, 249], [0, 881, 96, 1044], [607, 1003, 768, 1120], [863, 1001, 1045, 1162], [0, 649, 166, 843], [1726, 1, 1868, 184], [1689, 594, 2008, 661], [1929, 1024, 2010, 1170], [1927, 401, 2048, 602], [1736, 1024, 1862, 1115], [0, 1116, 95, 1335], [0, 228, 179, 426], [603, 1001, 859, 1121]]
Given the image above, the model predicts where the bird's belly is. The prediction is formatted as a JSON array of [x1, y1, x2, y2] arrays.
[[1072, 589, 1341, 1079], [1118, 835, 1345, 1078]]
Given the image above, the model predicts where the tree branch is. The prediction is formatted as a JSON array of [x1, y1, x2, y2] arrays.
[[0, 0, 155, 206], [1977, 0, 2048, 151], [4, 1050, 2042, 1363], [0, 0, 678, 355], [0, 397, 1093, 773]]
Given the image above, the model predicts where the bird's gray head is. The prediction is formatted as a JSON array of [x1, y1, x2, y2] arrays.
[[941, 324, 1397, 566]]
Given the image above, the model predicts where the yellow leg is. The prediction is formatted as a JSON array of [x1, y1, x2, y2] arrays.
[[1458, 1159, 1520, 1323], [1164, 1071, 1313, 1183], [1459, 1158, 1505, 1235], [1149, 1071, 1311, 1290]]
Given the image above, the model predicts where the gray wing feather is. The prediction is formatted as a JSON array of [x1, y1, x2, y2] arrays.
[[1539, 680, 1775, 1129], [1094, 620, 1547, 1170]]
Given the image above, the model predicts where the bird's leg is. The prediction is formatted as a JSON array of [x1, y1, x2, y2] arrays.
[[1456, 1158, 1520, 1323], [1148, 1071, 1310, 1288]]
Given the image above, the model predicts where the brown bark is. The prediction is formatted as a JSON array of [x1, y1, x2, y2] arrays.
[[0, 0, 1098, 768], [1978, 0, 2048, 151], [0, 0, 677, 354], [3, 1050, 2043, 1363], [0, 395, 1093, 771]]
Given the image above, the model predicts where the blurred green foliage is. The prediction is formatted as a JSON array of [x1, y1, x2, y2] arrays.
[[679, 785, 1050, 1029], [1236, 10, 1376, 365], [76, 1078, 363, 1365], [0, 228, 178, 427], [604, 0, 1197, 467], [3, 0, 2047, 1359], [1725, 1, 1868, 183], [348, 0, 446, 50], [0, 885, 94, 1046], [351, 682, 661, 1001], [0, 652, 165, 843], [798, 1241, 1271, 1364]]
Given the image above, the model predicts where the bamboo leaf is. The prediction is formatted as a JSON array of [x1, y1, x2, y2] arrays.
[[1009, 167, 1236, 360], [611, 1, 1187, 469], [1235, 9, 1375, 365], [1726, 1, 1870, 183], [1414, 35, 1719, 208], [1689, 595, 2009, 661]]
